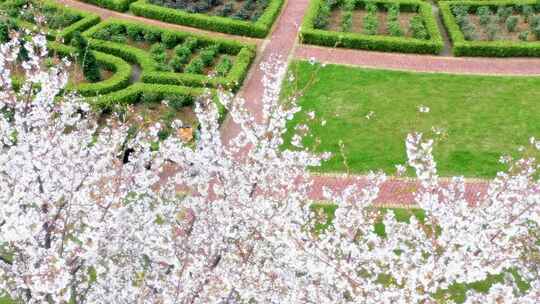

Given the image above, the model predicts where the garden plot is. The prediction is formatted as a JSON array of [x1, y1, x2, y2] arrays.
[[301, 0, 443, 54], [148, 0, 270, 22], [322, 1, 427, 40], [440, 0, 540, 56], [129, 0, 284, 37], [451, 3, 540, 42]]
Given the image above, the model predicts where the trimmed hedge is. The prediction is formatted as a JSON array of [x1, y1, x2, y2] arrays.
[[94, 82, 226, 119], [48, 42, 132, 96], [440, 0, 540, 57], [78, 0, 136, 12], [129, 0, 284, 38], [83, 19, 256, 90], [0, 0, 100, 43], [300, 0, 444, 54]]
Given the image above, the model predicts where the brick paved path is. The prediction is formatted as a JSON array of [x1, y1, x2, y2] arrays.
[[296, 45, 540, 76]]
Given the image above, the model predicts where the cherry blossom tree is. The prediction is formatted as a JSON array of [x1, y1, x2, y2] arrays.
[[0, 32, 538, 304]]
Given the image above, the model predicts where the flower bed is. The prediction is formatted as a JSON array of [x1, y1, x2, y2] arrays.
[[440, 0, 540, 56], [301, 0, 443, 54], [129, 0, 284, 37]]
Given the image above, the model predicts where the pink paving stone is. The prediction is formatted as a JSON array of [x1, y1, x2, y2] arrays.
[[295, 45, 540, 76]]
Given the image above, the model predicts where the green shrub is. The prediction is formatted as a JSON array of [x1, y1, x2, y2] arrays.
[[363, 3, 379, 35], [314, 1, 332, 29], [387, 4, 403, 36], [477, 6, 492, 25], [496, 6, 513, 22], [529, 15, 540, 28], [168, 55, 184, 72], [341, 10, 353, 32], [126, 25, 143, 41], [141, 91, 161, 104], [216, 57, 233, 76], [161, 31, 178, 48], [506, 15, 519, 32], [185, 58, 204, 74], [167, 95, 193, 110], [71, 31, 101, 82], [518, 30, 529, 40], [521, 5, 534, 22], [199, 44, 220, 66], [486, 21, 498, 40], [143, 28, 160, 42], [409, 15, 428, 40]]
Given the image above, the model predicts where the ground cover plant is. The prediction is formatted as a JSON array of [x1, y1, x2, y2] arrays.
[[129, 0, 284, 37], [0, 0, 99, 42], [301, 0, 443, 54], [283, 61, 540, 178], [441, 0, 540, 56]]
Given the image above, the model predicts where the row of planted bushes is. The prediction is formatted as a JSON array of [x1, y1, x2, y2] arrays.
[[94, 82, 226, 118], [83, 19, 256, 90], [440, 0, 540, 56], [301, 0, 444, 54], [95, 0, 284, 38]]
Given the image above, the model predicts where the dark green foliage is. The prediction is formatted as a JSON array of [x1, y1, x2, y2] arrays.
[[185, 57, 204, 74], [141, 91, 161, 104], [363, 2, 379, 35], [477, 6, 492, 25], [199, 44, 220, 66], [0, 20, 9, 43], [126, 26, 144, 41], [496, 6, 513, 22], [486, 21, 498, 40], [216, 56, 232, 76], [521, 5, 534, 22], [506, 15, 519, 32], [410, 15, 428, 39], [519, 30, 529, 40], [314, 1, 332, 29], [71, 31, 101, 82], [387, 4, 403, 37], [77, 0, 134, 12], [167, 95, 194, 110]]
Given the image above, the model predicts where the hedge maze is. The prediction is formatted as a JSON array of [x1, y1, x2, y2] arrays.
[[301, 0, 443, 54], [1, 0, 257, 142]]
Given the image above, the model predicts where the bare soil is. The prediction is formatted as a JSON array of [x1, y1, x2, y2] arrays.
[[328, 7, 419, 38]]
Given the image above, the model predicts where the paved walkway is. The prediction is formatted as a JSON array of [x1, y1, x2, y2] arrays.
[[296, 45, 540, 76], [57, 0, 530, 205]]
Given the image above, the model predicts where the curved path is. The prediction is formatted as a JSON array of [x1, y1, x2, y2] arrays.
[[56, 0, 537, 205]]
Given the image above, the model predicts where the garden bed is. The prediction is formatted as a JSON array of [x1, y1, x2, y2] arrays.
[[129, 0, 284, 37], [0, 0, 99, 42], [301, 0, 443, 54], [440, 0, 540, 56]]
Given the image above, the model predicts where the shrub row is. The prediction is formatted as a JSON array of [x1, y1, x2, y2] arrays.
[[84, 19, 256, 90], [129, 0, 284, 38], [440, 0, 540, 56], [48, 42, 132, 96], [78, 0, 136, 12], [301, 0, 444, 54], [94, 83, 226, 119], [0, 0, 100, 43]]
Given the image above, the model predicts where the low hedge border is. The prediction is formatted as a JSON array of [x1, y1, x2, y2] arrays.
[[129, 0, 284, 38], [48, 42, 132, 96], [300, 0, 444, 54], [77, 0, 136, 12], [83, 19, 256, 90], [94, 83, 226, 119], [440, 0, 540, 57], [0, 0, 100, 43]]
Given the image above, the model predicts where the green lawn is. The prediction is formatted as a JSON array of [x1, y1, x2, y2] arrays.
[[283, 62, 540, 177]]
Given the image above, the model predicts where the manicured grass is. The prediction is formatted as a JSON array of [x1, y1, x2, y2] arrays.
[[284, 61, 540, 177]]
